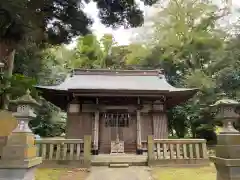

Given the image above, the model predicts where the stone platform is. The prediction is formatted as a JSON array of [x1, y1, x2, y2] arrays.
[[91, 154, 148, 166]]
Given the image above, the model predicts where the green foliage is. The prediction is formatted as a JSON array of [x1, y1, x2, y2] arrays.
[[0, 0, 153, 46], [71, 34, 103, 69], [0, 73, 37, 107], [29, 100, 66, 137], [183, 70, 216, 92], [71, 34, 133, 69], [127, 0, 237, 143], [36, 46, 71, 85], [11, 43, 68, 137]]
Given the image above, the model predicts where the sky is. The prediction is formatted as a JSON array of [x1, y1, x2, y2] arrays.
[[69, 0, 240, 47]]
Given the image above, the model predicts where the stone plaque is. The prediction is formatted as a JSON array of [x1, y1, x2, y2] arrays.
[[111, 141, 124, 153]]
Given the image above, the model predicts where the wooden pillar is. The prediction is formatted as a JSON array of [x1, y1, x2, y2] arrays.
[[92, 98, 100, 155], [136, 97, 143, 155], [92, 110, 99, 155], [152, 99, 168, 139], [152, 113, 168, 139], [66, 99, 80, 139]]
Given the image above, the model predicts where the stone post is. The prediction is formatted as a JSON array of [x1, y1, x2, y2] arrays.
[[147, 135, 154, 166], [84, 135, 92, 168], [210, 98, 240, 180], [0, 90, 42, 180]]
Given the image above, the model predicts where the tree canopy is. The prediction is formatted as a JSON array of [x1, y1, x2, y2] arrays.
[[0, 0, 152, 46]]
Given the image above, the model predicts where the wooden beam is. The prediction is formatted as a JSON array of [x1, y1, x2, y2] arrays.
[[73, 93, 167, 97]]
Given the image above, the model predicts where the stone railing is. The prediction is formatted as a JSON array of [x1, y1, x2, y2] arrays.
[[147, 136, 209, 166], [36, 135, 91, 168]]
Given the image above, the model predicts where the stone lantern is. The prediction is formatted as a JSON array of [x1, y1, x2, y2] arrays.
[[11, 89, 41, 132], [210, 99, 240, 134], [210, 98, 240, 180], [0, 89, 42, 180]]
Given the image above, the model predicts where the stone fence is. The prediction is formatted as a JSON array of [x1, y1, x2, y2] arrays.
[[35, 135, 209, 167], [36, 135, 91, 168], [146, 136, 209, 166]]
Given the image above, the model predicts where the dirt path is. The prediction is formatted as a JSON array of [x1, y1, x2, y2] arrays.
[[59, 168, 89, 180], [85, 167, 153, 180]]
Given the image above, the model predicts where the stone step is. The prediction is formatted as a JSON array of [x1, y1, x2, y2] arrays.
[[91, 154, 148, 166], [109, 163, 129, 168]]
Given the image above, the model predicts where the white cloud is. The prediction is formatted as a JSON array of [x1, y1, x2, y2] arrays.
[[83, 1, 147, 45]]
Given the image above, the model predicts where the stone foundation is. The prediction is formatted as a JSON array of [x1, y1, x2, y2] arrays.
[[0, 167, 36, 180]]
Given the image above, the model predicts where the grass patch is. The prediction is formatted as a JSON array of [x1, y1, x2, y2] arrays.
[[36, 168, 89, 180], [152, 164, 216, 180]]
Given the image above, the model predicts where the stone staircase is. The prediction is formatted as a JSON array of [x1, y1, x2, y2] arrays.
[[91, 154, 148, 167]]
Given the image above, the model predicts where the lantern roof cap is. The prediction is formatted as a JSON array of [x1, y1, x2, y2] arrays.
[[11, 89, 41, 106], [210, 99, 239, 107]]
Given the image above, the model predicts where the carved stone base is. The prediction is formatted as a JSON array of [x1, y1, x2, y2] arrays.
[[0, 167, 36, 180], [215, 134, 240, 159], [0, 157, 42, 168], [2, 132, 37, 160], [216, 145, 240, 159], [210, 156, 240, 180]]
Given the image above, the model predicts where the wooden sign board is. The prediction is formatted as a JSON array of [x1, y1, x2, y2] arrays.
[[0, 110, 17, 157]]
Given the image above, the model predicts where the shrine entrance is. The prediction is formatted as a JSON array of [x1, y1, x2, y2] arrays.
[[99, 111, 137, 154]]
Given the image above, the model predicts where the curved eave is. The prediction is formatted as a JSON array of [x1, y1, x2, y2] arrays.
[[68, 88, 198, 108], [36, 86, 198, 110], [36, 86, 70, 111], [166, 88, 198, 108]]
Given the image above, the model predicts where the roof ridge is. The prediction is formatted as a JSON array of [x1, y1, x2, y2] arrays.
[[72, 69, 164, 76]]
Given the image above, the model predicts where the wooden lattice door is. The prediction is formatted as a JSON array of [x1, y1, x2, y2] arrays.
[[99, 112, 136, 154]]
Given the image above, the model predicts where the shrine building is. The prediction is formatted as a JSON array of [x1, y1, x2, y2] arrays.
[[37, 69, 197, 155]]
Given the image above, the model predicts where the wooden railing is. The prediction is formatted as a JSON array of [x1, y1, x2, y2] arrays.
[[36, 136, 91, 168], [146, 136, 209, 166]]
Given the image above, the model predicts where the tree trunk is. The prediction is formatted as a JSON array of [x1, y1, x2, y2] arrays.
[[0, 42, 15, 110]]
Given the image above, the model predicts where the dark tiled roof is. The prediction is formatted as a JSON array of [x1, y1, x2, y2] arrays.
[[36, 69, 195, 92], [36, 69, 198, 109]]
